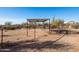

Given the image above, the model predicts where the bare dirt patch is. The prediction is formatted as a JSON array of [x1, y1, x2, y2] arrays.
[[0, 29, 78, 52]]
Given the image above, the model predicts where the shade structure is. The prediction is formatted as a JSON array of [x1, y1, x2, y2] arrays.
[[26, 18, 50, 40], [27, 19, 49, 22]]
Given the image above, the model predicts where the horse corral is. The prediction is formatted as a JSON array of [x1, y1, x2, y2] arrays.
[[0, 19, 79, 52]]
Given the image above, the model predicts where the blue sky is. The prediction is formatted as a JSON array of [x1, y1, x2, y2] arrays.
[[0, 7, 79, 24]]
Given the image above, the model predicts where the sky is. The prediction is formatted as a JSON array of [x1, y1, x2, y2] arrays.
[[0, 7, 79, 24]]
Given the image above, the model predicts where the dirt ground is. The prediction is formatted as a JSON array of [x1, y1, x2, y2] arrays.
[[0, 28, 79, 52]]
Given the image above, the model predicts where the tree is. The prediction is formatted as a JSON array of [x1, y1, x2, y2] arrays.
[[4, 22, 15, 30], [5, 22, 12, 26], [51, 18, 64, 28], [66, 21, 79, 29]]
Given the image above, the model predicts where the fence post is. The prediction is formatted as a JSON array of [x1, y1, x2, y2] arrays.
[[34, 22, 36, 40], [27, 19, 29, 36], [49, 19, 50, 33], [1, 28, 3, 48]]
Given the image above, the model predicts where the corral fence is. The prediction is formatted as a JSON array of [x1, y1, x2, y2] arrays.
[[1, 28, 79, 49]]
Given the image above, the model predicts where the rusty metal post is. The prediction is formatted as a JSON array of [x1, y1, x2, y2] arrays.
[[27, 19, 28, 36], [49, 19, 50, 33], [1, 28, 3, 48], [43, 21, 45, 29], [34, 22, 36, 40]]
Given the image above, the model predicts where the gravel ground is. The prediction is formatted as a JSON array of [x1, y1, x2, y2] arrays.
[[0, 29, 79, 52]]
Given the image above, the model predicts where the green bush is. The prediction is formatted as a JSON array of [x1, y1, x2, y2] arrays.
[[51, 19, 64, 28]]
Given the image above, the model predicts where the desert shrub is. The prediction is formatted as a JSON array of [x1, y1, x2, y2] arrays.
[[4, 26, 16, 30], [3, 25, 22, 30], [51, 19, 64, 29], [4, 22, 23, 30], [66, 21, 79, 29]]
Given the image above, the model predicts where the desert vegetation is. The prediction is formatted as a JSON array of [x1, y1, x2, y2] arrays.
[[0, 18, 79, 52], [0, 18, 79, 30]]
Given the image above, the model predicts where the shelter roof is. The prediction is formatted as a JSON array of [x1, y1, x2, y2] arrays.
[[27, 19, 49, 22]]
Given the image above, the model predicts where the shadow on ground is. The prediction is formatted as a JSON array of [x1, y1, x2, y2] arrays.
[[0, 39, 72, 52]]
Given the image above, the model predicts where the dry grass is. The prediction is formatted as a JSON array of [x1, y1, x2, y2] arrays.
[[0, 28, 79, 52]]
